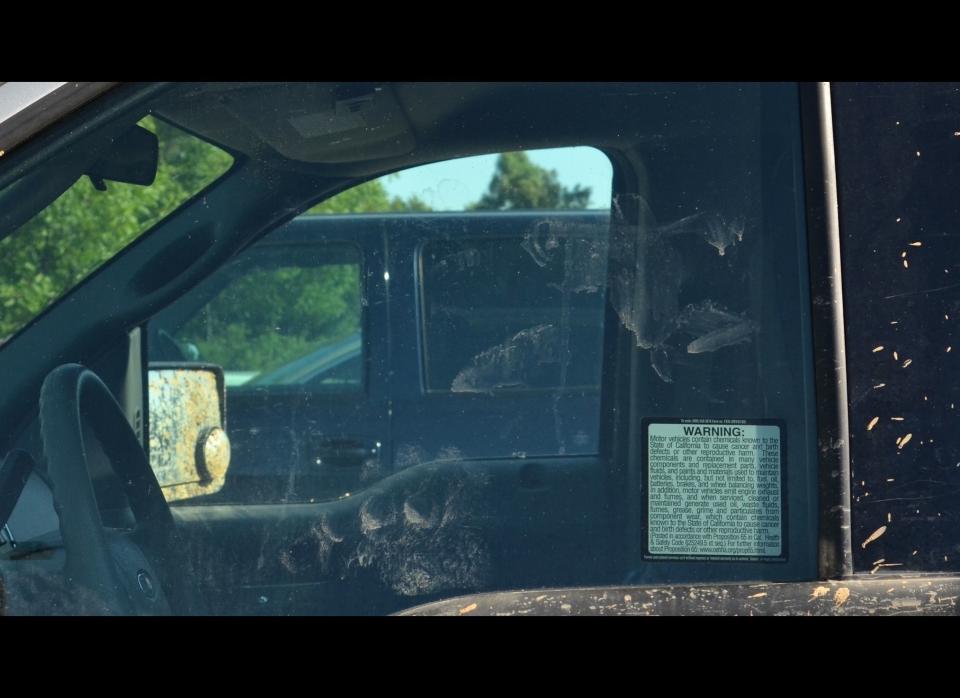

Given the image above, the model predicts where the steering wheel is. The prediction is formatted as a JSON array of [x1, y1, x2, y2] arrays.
[[39, 364, 179, 614]]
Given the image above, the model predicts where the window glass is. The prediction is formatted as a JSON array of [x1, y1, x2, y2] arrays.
[[369, 146, 612, 212], [303, 146, 612, 215], [421, 229, 608, 393], [172, 246, 362, 390], [148, 147, 611, 508], [834, 82, 960, 573], [0, 115, 233, 343]]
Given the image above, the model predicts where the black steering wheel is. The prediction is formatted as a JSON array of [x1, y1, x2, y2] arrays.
[[39, 364, 179, 615]]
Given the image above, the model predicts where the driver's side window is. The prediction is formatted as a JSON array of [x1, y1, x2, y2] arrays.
[[146, 146, 613, 506], [161, 244, 363, 392]]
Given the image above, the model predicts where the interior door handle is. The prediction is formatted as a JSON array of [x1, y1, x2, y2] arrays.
[[310, 436, 379, 467]]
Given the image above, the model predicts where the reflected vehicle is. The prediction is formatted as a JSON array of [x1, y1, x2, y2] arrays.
[[0, 82, 959, 616], [235, 332, 362, 388]]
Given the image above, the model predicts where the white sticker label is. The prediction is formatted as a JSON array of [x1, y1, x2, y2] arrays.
[[646, 421, 782, 558]]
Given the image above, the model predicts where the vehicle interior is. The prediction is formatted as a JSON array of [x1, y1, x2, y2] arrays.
[[0, 83, 820, 615]]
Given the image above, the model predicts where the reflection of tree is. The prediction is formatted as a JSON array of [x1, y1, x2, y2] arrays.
[[185, 179, 431, 372], [179, 264, 363, 373]]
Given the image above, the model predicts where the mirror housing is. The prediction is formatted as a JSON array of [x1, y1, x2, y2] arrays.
[[86, 123, 159, 191], [147, 362, 229, 503]]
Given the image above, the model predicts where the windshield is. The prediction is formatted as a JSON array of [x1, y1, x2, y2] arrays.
[[0, 115, 233, 343]]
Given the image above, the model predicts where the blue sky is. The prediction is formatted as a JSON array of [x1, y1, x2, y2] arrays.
[[381, 146, 613, 211]]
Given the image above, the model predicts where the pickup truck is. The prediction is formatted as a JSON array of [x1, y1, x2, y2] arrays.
[[0, 81, 959, 616]]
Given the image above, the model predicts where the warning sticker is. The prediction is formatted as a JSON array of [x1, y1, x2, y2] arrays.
[[643, 418, 785, 561]]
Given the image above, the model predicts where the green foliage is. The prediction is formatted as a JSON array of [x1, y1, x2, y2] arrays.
[[0, 116, 233, 338], [186, 178, 429, 375], [190, 154, 589, 375], [0, 131, 590, 383], [179, 264, 361, 373], [306, 179, 430, 215], [469, 151, 592, 211]]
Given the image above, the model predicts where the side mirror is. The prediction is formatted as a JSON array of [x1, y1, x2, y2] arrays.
[[147, 362, 230, 503]]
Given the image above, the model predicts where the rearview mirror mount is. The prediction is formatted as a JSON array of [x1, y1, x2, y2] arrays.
[[86, 123, 159, 191]]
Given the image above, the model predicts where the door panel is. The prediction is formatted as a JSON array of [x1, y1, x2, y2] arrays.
[[170, 455, 611, 615]]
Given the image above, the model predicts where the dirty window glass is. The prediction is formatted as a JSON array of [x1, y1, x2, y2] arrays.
[[422, 229, 608, 393], [0, 116, 233, 343], [834, 82, 960, 573], [148, 147, 614, 508], [169, 246, 362, 390], [148, 241, 365, 505]]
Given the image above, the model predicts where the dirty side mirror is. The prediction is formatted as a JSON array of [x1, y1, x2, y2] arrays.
[[147, 362, 230, 503]]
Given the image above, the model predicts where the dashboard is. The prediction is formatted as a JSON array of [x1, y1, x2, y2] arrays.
[[1, 463, 60, 559]]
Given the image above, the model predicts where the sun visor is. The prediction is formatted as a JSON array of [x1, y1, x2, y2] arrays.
[[156, 82, 416, 165]]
